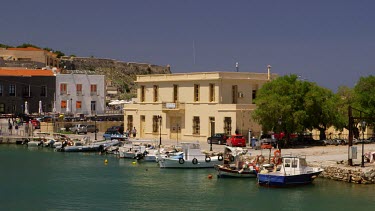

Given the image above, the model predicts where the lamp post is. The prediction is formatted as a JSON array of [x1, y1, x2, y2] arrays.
[[361, 120, 366, 168], [157, 115, 162, 148], [210, 120, 215, 151], [95, 114, 97, 141], [70, 98, 73, 116]]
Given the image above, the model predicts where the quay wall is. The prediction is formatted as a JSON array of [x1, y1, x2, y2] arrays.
[[319, 165, 375, 184]]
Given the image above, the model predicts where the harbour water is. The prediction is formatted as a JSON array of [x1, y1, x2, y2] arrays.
[[1, 145, 374, 211]]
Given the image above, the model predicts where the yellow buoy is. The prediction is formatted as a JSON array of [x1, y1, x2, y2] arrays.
[[132, 161, 136, 165], [104, 159, 108, 164]]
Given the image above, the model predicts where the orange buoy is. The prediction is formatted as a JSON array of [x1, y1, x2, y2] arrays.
[[208, 174, 213, 179]]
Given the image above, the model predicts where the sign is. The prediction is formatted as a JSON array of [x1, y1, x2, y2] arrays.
[[166, 103, 176, 109]]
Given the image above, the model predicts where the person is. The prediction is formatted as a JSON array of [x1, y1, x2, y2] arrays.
[[15, 124, 19, 135], [132, 127, 137, 138], [8, 121, 13, 135]]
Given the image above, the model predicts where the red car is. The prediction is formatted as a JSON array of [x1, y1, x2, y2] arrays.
[[226, 135, 246, 147]]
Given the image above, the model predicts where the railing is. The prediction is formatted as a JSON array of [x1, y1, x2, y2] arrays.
[[105, 109, 123, 114]]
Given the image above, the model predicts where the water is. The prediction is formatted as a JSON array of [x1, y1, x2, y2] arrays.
[[1, 145, 374, 211]]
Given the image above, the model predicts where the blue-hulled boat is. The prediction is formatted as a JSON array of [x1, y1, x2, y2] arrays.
[[257, 155, 323, 187]]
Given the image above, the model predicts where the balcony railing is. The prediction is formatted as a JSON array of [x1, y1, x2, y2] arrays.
[[162, 102, 185, 111]]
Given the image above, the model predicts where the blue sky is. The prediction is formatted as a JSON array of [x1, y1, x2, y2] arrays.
[[1, 0, 374, 91]]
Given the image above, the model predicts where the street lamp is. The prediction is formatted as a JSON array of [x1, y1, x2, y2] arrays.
[[361, 120, 366, 168], [157, 115, 162, 148], [210, 120, 215, 151], [70, 98, 73, 116], [95, 114, 97, 141]]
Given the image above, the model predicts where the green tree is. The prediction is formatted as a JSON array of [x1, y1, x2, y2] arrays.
[[354, 75, 375, 127], [0, 43, 13, 48], [16, 43, 40, 48]]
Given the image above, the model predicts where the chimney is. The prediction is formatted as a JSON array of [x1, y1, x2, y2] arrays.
[[267, 65, 272, 80]]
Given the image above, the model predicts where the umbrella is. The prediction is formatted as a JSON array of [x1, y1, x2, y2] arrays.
[[24, 101, 29, 115], [119, 100, 131, 104], [38, 101, 43, 114], [66, 99, 70, 113], [109, 100, 121, 105]]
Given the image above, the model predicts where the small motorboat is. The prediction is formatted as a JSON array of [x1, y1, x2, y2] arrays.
[[118, 143, 146, 159], [215, 146, 257, 178], [257, 155, 323, 187], [157, 142, 221, 168]]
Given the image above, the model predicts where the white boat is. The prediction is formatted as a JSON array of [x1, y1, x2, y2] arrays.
[[215, 146, 257, 178], [118, 144, 146, 159], [257, 155, 324, 187], [157, 142, 222, 168]]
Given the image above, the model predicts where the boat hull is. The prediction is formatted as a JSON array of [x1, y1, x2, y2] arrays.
[[215, 165, 257, 178], [158, 157, 221, 168], [257, 171, 322, 187]]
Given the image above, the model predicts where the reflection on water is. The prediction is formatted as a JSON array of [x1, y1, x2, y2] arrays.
[[0, 145, 374, 210]]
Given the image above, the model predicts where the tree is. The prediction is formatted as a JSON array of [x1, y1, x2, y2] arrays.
[[354, 75, 375, 128], [16, 43, 40, 49], [0, 43, 13, 48]]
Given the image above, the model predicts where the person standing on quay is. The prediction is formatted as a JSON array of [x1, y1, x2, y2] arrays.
[[8, 119, 12, 135], [132, 127, 137, 138]]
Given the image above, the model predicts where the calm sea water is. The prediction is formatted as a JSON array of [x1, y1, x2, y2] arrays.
[[0, 145, 374, 211]]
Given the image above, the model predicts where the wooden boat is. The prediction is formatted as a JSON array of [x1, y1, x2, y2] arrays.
[[257, 155, 323, 187], [157, 142, 221, 168], [215, 146, 257, 178]]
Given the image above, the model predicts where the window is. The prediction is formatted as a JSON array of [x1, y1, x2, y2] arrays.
[[91, 101, 96, 112], [292, 159, 298, 168], [127, 115, 133, 131], [0, 84, 3, 96], [61, 100, 67, 108], [41, 85, 47, 97], [76, 101, 82, 109], [224, 117, 232, 135], [194, 84, 200, 102], [153, 115, 161, 133], [193, 116, 200, 135], [0, 103, 4, 113], [140, 86, 145, 102], [22, 85, 30, 97], [90, 84, 97, 96], [60, 83, 67, 95], [252, 85, 258, 103], [9, 84, 16, 96], [284, 159, 291, 167], [76, 84, 82, 96], [153, 85, 158, 102], [232, 85, 238, 104], [173, 84, 178, 102], [209, 83, 215, 102]]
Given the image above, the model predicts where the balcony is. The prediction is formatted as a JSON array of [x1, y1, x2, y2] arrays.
[[162, 102, 185, 112]]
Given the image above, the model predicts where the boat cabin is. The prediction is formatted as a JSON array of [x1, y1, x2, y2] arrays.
[[281, 156, 310, 175], [181, 142, 205, 161]]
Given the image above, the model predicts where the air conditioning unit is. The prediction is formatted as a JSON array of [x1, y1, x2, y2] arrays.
[[238, 92, 244, 98]]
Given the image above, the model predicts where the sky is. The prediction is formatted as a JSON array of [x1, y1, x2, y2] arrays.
[[1, 0, 374, 91]]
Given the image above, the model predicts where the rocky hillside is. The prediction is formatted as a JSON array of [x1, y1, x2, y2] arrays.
[[60, 57, 171, 99]]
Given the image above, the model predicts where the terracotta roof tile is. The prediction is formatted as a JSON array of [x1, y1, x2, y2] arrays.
[[0, 69, 55, 76]]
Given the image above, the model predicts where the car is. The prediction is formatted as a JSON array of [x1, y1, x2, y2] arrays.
[[207, 133, 228, 145], [103, 130, 122, 140], [70, 124, 87, 134], [86, 125, 99, 133], [226, 135, 246, 147], [30, 120, 40, 129], [107, 126, 124, 134]]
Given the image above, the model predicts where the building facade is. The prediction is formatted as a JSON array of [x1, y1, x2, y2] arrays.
[[0, 47, 59, 68], [124, 72, 276, 143], [55, 73, 105, 115], [0, 69, 56, 114]]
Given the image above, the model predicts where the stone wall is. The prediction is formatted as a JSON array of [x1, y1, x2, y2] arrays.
[[319, 165, 375, 184]]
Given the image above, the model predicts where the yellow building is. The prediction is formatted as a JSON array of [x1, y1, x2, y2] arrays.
[[0, 47, 59, 67], [124, 71, 276, 144]]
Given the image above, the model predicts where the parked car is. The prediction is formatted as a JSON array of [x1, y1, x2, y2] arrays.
[[226, 135, 246, 147], [103, 130, 122, 140], [86, 124, 98, 133], [70, 124, 87, 134], [30, 120, 40, 129], [207, 133, 228, 145], [107, 126, 124, 134]]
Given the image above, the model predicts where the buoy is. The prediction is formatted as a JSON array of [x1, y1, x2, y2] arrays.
[[208, 174, 213, 179], [104, 159, 108, 164], [132, 161, 136, 165]]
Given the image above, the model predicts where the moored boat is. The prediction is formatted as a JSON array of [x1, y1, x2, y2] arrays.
[[257, 155, 323, 187], [157, 142, 221, 168], [215, 146, 257, 178]]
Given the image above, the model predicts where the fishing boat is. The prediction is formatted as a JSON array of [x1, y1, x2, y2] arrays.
[[157, 142, 221, 168], [214, 146, 257, 178], [257, 155, 323, 187]]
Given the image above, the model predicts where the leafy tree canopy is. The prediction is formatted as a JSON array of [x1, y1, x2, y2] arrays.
[[354, 75, 375, 125]]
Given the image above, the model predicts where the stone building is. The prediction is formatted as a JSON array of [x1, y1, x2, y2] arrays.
[[124, 71, 276, 143], [0, 69, 56, 114], [0, 47, 59, 68]]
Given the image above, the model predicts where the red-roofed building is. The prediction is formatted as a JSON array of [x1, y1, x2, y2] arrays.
[[0, 47, 59, 68], [0, 68, 56, 114]]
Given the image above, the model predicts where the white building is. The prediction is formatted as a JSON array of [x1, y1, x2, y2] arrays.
[[56, 73, 105, 115]]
